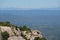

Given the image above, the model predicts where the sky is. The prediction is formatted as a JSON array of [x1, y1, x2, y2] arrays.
[[0, 0, 60, 10]]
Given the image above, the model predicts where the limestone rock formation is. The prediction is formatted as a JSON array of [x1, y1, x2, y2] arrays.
[[0, 26, 45, 40]]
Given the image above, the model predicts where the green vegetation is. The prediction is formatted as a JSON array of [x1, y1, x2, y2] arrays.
[[34, 37, 41, 40], [19, 25, 31, 40], [0, 22, 31, 31], [40, 38, 47, 40], [0, 21, 11, 26], [1, 31, 9, 40], [34, 37, 46, 40], [19, 25, 31, 32]]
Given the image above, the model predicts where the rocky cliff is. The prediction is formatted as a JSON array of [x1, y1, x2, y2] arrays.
[[0, 26, 46, 40]]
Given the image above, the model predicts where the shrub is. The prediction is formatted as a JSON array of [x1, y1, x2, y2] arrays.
[[0, 21, 11, 26], [19, 25, 31, 32], [34, 37, 47, 40], [40, 38, 47, 40], [34, 37, 41, 40], [1, 31, 9, 40]]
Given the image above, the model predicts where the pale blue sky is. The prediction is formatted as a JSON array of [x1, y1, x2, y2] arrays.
[[0, 0, 60, 9]]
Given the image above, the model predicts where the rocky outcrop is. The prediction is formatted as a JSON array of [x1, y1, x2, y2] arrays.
[[22, 30, 43, 40], [8, 36, 25, 40], [0, 26, 25, 40], [0, 26, 45, 40]]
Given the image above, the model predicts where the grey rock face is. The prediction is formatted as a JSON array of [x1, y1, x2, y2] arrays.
[[8, 36, 25, 40]]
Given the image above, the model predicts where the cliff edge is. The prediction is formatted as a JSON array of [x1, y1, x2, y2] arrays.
[[0, 22, 46, 40]]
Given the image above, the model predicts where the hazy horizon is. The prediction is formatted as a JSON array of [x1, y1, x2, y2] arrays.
[[0, 0, 60, 10]]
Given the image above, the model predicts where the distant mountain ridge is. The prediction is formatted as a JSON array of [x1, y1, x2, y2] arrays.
[[0, 8, 60, 10], [0, 10, 60, 15]]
